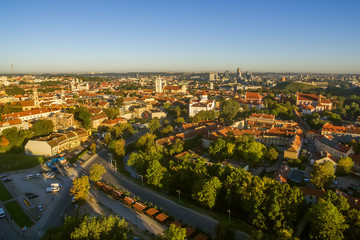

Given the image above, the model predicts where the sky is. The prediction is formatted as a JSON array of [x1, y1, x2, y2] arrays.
[[1, 0, 360, 74]]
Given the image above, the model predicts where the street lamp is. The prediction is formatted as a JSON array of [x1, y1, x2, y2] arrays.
[[138, 175, 143, 187], [108, 153, 117, 170], [176, 190, 181, 204], [227, 209, 231, 223]]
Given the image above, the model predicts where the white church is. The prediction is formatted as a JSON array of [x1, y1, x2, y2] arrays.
[[188, 90, 216, 116]]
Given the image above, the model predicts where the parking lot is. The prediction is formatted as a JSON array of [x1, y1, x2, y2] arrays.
[[2, 164, 66, 221]]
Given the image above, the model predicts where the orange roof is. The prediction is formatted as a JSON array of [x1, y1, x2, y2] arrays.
[[0, 136, 10, 147], [145, 208, 159, 216], [297, 93, 318, 101], [250, 113, 275, 120], [245, 92, 261, 100], [155, 213, 169, 222], [170, 220, 182, 228], [123, 197, 135, 205], [192, 233, 209, 240], [185, 226, 196, 237], [132, 202, 147, 212], [201, 90, 207, 95], [299, 187, 325, 197], [0, 118, 22, 127]]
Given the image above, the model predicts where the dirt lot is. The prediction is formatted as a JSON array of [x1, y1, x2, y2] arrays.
[[77, 195, 155, 240]]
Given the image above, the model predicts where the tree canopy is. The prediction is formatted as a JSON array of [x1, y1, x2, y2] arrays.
[[158, 225, 186, 240], [220, 100, 239, 124], [308, 199, 348, 240], [70, 176, 90, 200], [311, 161, 336, 189], [337, 157, 354, 175], [89, 164, 106, 182]]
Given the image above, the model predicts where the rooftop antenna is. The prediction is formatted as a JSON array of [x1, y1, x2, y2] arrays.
[[11, 64, 13, 74]]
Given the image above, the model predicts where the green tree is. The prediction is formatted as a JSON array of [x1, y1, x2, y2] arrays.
[[71, 215, 133, 240], [89, 164, 106, 182], [104, 133, 112, 145], [161, 125, 173, 136], [109, 139, 126, 158], [220, 100, 239, 124], [265, 147, 279, 161], [346, 209, 360, 240], [321, 190, 349, 214], [32, 119, 54, 136], [149, 118, 161, 133], [70, 176, 90, 200], [308, 199, 348, 240], [163, 102, 170, 111], [103, 107, 119, 120], [5, 86, 25, 95], [215, 222, 235, 240], [75, 107, 92, 129], [238, 141, 266, 163], [175, 117, 185, 124], [192, 177, 222, 209], [89, 143, 97, 154], [158, 224, 186, 240], [311, 161, 336, 189], [168, 139, 184, 156], [146, 160, 166, 187], [114, 97, 123, 106], [136, 133, 156, 151], [337, 156, 354, 175]]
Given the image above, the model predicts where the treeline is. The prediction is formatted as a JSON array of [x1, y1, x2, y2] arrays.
[[126, 133, 304, 238]]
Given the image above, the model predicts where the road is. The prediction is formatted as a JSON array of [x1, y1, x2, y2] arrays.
[[84, 150, 249, 240]]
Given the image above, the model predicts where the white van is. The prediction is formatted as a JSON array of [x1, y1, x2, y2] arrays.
[[50, 183, 61, 188], [0, 208, 5, 218], [46, 187, 60, 193]]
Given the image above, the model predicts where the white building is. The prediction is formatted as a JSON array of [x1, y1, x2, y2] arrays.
[[188, 90, 216, 117], [155, 78, 165, 93]]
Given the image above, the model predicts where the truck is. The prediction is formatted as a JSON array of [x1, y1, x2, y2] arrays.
[[46, 187, 60, 193]]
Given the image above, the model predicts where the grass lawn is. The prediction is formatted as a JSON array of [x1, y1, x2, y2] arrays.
[[0, 181, 13, 201], [0, 152, 44, 173], [4, 200, 34, 228]]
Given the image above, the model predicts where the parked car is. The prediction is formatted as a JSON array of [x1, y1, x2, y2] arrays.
[[46, 172, 55, 178], [28, 194, 39, 199], [46, 187, 60, 193], [25, 192, 34, 196], [35, 173, 41, 178], [24, 174, 34, 180], [71, 196, 76, 203], [37, 205, 43, 212], [2, 177, 12, 182], [0, 208, 5, 218], [50, 183, 62, 188]]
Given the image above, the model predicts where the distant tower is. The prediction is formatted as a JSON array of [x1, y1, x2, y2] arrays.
[[11, 64, 13, 74], [33, 88, 39, 107], [210, 82, 214, 90], [155, 78, 163, 93], [201, 90, 208, 102], [237, 67, 241, 78], [281, 76, 286, 82], [224, 70, 230, 78]]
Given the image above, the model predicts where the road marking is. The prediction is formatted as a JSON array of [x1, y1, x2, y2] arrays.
[[37, 231, 45, 238]]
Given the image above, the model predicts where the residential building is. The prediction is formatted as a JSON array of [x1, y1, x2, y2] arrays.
[[315, 136, 354, 159], [0, 119, 29, 134], [2, 108, 61, 121], [296, 92, 332, 111], [284, 135, 302, 159], [45, 112, 75, 131], [24, 129, 88, 157], [91, 112, 108, 129]]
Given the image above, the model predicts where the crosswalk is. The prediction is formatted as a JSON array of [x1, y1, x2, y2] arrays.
[[37, 230, 45, 238]]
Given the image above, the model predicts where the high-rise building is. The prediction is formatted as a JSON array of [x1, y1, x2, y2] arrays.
[[237, 67, 242, 78], [209, 72, 217, 81], [224, 70, 230, 78], [155, 77, 164, 93], [210, 82, 214, 90]]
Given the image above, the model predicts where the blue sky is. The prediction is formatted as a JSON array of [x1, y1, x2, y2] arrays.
[[1, 0, 359, 73]]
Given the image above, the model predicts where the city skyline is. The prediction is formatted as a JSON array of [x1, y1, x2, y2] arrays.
[[1, 0, 360, 74]]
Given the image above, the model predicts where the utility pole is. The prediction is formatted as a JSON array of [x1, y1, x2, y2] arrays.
[[176, 190, 181, 204], [227, 209, 231, 223]]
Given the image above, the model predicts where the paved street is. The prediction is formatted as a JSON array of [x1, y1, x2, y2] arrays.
[[84, 149, 249, 240]]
